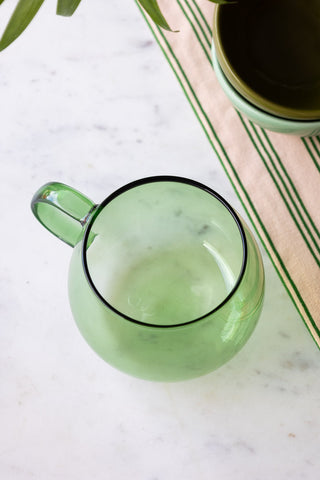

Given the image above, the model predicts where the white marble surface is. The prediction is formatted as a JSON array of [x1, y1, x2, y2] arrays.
[[1, 1, 319, 478]]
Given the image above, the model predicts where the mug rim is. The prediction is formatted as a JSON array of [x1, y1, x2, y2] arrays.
[[81, 176, 248, 328]]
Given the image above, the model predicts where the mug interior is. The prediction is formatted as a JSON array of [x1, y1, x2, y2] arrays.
[[214, 0, 320, 120], [82, 177, 246, 327]]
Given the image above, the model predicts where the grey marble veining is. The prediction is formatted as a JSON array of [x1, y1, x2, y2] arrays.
[[0, 1, 319, 479]]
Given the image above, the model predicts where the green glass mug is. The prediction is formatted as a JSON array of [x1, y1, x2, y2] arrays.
[[31, 176, 264, 381]]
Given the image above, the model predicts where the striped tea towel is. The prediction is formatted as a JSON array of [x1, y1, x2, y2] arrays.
[[137, 0, 320, 347]]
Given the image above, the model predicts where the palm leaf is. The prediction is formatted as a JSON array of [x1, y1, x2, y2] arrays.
[[56, 0, 82, 17], [0, 0, 45, 51], [137, 0, 172, 31]]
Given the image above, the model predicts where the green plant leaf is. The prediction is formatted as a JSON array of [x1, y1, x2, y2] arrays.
[[0, 0, 179, 52], [56, 0, 82, 17], [137, 0, 172, 31], [0, 0, 45, 51]]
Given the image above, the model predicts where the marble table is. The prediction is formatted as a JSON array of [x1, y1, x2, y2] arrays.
[[1, 1, 319, 478]]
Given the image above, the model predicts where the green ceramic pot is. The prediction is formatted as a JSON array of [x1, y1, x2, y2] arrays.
[[212, 45, 320, 136], [212, 0, 320, 121]]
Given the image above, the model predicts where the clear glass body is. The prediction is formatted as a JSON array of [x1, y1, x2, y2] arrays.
[[32, 177, 264, 381]]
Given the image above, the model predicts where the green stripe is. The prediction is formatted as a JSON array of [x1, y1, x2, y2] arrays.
[[302, 138, 320, 173], [183, 0, 211, 49], [135, 1, 320, 341], [177, 0, 211, 63], [246, 120, 320, 263], [310, 137, 320, 163], [190, 0, 213, 37], [262, 130, 320, 241]]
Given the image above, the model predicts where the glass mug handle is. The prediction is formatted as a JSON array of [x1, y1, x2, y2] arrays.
[[31, 182, 97, 247]]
